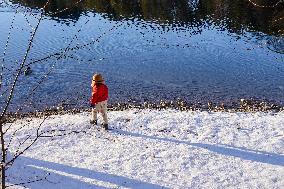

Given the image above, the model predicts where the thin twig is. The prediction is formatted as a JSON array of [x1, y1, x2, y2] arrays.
[[5, 123, 30, 150], [19, 134, 32, 146], [0, 0, 9, 7], [6, 117, 47, 168], [21, 12, 34, 30], [3, 124, 12, 135], [26, 22, 123, 67], [6, 173, 50, 188], [247, 0, 283, 8], [273, 17, 284, 23], [6, 123, 93, 168], [49, 0, 85, 16], [0, 9, 19, 91]]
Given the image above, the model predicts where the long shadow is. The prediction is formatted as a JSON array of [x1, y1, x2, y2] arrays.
[[112, 130, 284, 167], [7, 154, 168, 189]]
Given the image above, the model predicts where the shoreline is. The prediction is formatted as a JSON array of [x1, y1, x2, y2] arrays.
[[4, 98, 284, 122]]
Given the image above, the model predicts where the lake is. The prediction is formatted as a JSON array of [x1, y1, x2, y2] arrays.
[[0, 0, 284, 112]]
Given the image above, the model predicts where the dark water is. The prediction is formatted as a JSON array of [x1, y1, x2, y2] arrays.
[[0, 0, 284, 112]]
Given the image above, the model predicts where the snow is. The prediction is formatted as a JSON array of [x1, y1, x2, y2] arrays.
[[4, 109, 284, 189]]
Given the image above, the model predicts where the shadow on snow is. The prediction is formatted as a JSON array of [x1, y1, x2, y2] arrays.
[[7, 154, 167, 189], [113, 130, 284, 167]]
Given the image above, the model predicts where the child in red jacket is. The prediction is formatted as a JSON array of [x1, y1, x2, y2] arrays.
[[90, 73, 109, 130]]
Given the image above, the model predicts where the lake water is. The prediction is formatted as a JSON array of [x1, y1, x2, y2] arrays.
[[0, 0, 284, 112]]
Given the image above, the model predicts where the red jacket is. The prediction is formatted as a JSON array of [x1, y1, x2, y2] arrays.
[[90, 83, 108, 105]]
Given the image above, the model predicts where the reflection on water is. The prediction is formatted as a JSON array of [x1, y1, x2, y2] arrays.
[[0, 0, 284, 112], [8, 0, 284, 35]]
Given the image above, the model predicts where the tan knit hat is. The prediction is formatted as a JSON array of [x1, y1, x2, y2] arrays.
[[92, 73, 104, 83]]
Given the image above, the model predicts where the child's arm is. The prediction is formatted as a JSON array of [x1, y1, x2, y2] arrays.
[[90, 86, 98, 105], [91, 85, 95, 96], [91, 80, 95, 87]]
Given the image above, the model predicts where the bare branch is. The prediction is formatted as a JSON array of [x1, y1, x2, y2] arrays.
[[49, 0, 85, 16], [247, 0, 283, 8], [6, 117, 47, 168], [0, 9, 18, 91], [11, 21, 123, 111], [0, 1, 51, 120], [25, 22, 123, 68], [6, 173, 50, 188], [21, 12, 35, 30], [273, 17, 284, 23], [0, 1, 93, 188], [0, 1, 12, 7], [5, 123, 30, 150], [18, 134, 32, 147], [3, 124, 12, 135], [27, 19, 90, 97], [6, 123, 93, 169]]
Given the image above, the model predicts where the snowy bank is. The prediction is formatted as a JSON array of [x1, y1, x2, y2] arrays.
[[4, 109, 284, 189]]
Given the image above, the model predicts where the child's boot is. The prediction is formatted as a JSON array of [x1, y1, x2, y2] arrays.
[[103, 123, 108, 130], [90, 120, 97, 125]]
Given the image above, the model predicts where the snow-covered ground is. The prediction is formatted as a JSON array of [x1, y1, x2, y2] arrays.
[[4, 109, 284, 189]]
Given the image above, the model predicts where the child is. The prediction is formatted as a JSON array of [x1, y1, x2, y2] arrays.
[[90, 73, 109, 130]]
